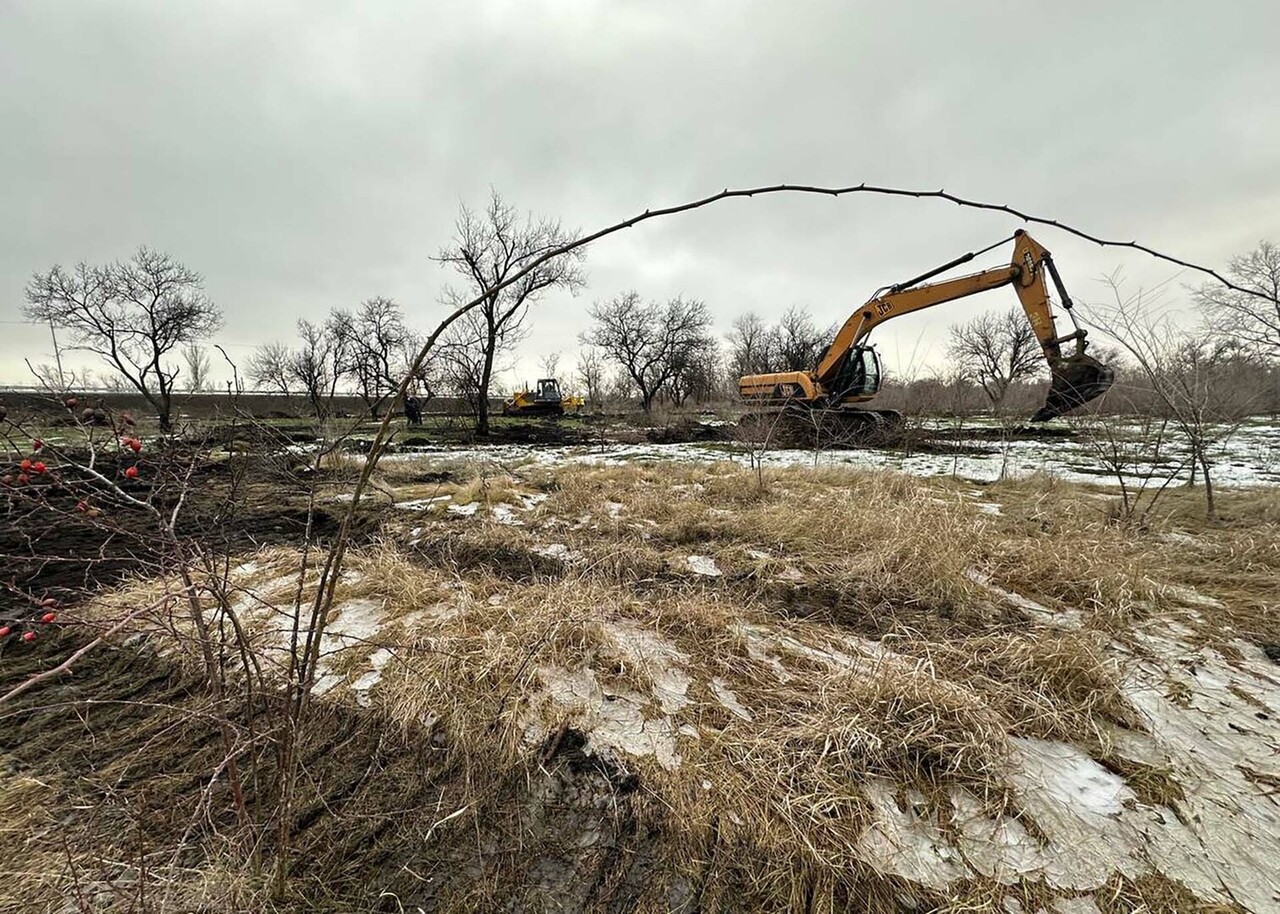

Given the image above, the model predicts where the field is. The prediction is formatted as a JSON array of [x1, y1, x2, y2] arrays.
[[2, 407, 1279, 912]]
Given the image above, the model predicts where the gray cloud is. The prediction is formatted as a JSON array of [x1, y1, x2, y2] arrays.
[[3, 0, 1278, 389]]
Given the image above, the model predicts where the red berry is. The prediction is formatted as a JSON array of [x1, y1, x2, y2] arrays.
[[32, 439, 43, 451], [125, 466, 139, 479], [65, 397, 78, 408], [76, 500, 89, 513], [129, 439, 142, 453], [40, 612, 57, 624], [17, 473, 29, 485], [22, 631, 36, 643], [31, 461, 46, 474], [19, 458, 31, 471], [0, 626, 10, 638]]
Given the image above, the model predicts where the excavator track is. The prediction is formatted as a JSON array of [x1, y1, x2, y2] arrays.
[[736, 405, 905, 449]]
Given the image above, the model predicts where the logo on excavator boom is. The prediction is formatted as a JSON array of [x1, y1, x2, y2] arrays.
[[1022, 251, 1038, 280]]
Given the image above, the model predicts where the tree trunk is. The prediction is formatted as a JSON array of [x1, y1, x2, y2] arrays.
[[477, 340, 496, 436], [1200, 453, 1216, 521], [156, 391, 173, 433]]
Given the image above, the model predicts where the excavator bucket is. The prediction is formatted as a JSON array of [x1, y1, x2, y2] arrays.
[[1031, 353, 1115, 422]]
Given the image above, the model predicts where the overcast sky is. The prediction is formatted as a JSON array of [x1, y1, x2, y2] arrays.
[[3, 1, 1278, 392]]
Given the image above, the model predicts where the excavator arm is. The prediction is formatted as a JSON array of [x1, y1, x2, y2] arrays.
[[741, 229, 1113, 421], [819, 232, 1074, 379]]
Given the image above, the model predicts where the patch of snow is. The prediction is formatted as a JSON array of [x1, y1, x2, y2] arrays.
[[859, 780, 968, 890], [385, 420, 1280, 488], [520, 492, 549, 510], [531, 542, 580, 562], [395, 495, 452, 511], [736, 623, 793, 682], [351, 648, 394, 707], [308, 598, 386, 695], [538, 666, 682, 770], [746, 549, 771, 560], [686, 555, 722, 577], [601, 621, 693, 714], [709, 678, 751, 721], [974, 502, 1003, 515], [651, 667, 693, 714], [490, 504, 525, 526], [232, 561, 260, 578], [853, 623, 1280, 909], [604, 501, 624, 518], [775, 631, 860, 670], [447, 502, 479, 516]]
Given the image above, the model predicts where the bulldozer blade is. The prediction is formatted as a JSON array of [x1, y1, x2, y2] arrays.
[[1031, 354, 1115, 422]]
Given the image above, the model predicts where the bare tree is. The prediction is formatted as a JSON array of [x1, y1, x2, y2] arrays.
[[248, 342, 294, 400], [540, 351, 561, 379], [582, 292, 713, 412], [288, 317, 351, 419], [24, 248, 222, 431], [182, 342, 212, 393], [946, 307, 1043, 412], [727, 311, 773, 377], [1088, 277, 1258, 520], [1192, 239, 1280, 362], [769, 305, 830, 371], [332, 297, 416, 418], [667, 337, 721, 407], [436, 313, 489, 418], [575, 348, 607, 410], [435, 190, 586, 435]]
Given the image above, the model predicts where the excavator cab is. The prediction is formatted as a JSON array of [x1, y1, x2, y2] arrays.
[[827, 345, 883, 403]]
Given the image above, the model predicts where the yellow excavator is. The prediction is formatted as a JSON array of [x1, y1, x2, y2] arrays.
[[738, 229, 1113, 430]]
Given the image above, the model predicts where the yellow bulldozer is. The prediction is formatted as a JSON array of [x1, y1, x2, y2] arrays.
[[502, 378, 585, 418]]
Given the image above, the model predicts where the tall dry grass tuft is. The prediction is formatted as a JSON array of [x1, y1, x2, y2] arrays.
[[909, 631, 1138, 743]]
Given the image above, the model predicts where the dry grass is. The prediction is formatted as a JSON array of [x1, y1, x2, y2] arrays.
[[1094, 754, 1186, 809], [908, 630, 1139, 743], [16, 457, 1279, 911], [1097, 873, 1245, 914]]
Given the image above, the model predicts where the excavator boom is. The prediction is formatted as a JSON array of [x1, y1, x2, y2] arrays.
[[739, 230, 1114, 422]]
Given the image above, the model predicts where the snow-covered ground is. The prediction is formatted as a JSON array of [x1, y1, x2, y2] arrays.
[[385, 420, 1280, 488]]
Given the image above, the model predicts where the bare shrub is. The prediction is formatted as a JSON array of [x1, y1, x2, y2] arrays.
[[1087, 276, 1259, 520]]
